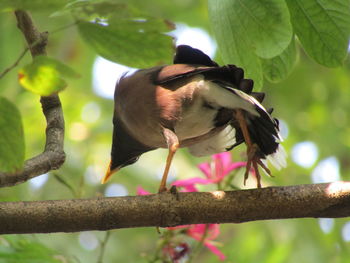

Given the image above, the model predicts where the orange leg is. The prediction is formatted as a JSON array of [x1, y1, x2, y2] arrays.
[[235, 110, 271, 188], [159, 128, 179, 193]]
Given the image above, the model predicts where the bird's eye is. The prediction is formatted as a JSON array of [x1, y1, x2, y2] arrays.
[[124, 156, 139, 166]]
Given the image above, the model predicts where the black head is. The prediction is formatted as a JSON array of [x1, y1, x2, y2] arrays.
[[103, 115, 154, 183]]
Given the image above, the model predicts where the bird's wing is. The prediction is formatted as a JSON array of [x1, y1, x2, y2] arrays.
[[188, 80, 286, 168], [188, 125, 237, 157]]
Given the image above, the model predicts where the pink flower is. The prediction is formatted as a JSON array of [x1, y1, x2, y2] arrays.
[[138, 153, 248, 195], [136, 177, 200, 195], [136, 186, 151, 195], [199, 152, 247, 183], [171, 178, 201, 192], [169, 224, 226, 261], [172, 152, 247, 188], [187, 224, 225, 261]]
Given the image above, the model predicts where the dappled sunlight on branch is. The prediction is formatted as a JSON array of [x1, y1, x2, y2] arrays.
[[326, 181, 350, 197], [210, 190, 226, 200]]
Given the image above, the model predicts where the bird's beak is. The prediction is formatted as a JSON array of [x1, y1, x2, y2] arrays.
[[101, 160, 119, 184]]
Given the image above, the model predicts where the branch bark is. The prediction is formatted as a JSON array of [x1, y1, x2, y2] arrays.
[[0, 11, 65, 187], [1, 182, 350, 234]]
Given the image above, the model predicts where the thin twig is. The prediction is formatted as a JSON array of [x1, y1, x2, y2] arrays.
[[97, 231, 111, 263], [0, 47, 29, 79], [0, 20, 78, 79]]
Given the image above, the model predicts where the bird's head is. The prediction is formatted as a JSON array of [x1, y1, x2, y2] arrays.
[[102, 116, 154, 184]]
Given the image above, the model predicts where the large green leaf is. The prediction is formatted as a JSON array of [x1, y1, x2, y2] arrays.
[[74, 1, 174, 68], [208, 0, 293, 58], [262, 38, 298, 83], [19, 56, 79, 96], [286, 0, 350, 67], [0, 97, 25, 173], [209, 0, 293, 90], [0, 0, 69, 12], [78, 19, 174, 68]]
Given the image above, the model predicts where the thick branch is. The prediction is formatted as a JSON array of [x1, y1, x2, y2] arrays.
[[0, 11, 65, 187], [0, 182, 349, 234]]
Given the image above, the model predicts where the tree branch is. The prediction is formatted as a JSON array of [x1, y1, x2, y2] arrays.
[[0, 11, 65, 187], [0, 182, 349, 234]]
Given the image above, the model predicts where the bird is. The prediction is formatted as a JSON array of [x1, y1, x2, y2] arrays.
[[102, 45, 286, 192]]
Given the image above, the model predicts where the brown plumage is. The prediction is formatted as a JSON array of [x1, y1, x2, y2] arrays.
[[103, 45, 285, 191]]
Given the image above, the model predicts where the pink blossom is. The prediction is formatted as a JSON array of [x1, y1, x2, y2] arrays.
[[171, 178, 202, 192], [136, 186, 151, 195], [136, 183, 196, 195], [172, 152, 248, 189], [137, 153, 247, 195], [169, 224, 226, 261], [136, 177, 200, 195], [198, 152, 247, 184], [187, 224, 226, 261]]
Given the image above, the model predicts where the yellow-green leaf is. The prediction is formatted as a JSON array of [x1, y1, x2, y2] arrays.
[[19, 56, 79, 96]]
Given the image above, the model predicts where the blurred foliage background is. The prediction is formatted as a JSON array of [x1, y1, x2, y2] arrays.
[[1, 0, 350, 262]]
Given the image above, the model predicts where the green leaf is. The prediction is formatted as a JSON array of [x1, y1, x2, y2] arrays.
[[286, 0, 350, 67], [74, 1, 174, 68], [78, 18, 174, 68], [262, 38, 298, 83], [19, 56, 79, 96], [0, 236, 65, 263], [0, 97, 25, 173], [0, 0, 69, 12], [209, 0, 293, 90], [209, 0, 293, 58]]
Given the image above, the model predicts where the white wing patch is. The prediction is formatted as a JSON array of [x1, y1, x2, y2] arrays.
[[263, 144, 287, 170], [198, 80, 259, 116], [188, 125, 236, 157]]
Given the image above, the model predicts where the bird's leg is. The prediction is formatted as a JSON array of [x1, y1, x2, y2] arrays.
[[159, 128, 179, 193], [235, 110, 271, 188]]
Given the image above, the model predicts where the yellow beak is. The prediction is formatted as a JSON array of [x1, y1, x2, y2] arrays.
[[101, 160, 119, 184]]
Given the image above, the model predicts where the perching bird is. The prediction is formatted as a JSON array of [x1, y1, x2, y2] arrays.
[[103, 45, 286, 191]]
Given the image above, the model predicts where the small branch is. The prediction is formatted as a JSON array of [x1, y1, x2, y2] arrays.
[[0, 20, 78, 80], [0, 47, 29, 79], [97, 232, 111, 263], [0, 11, 65, 187], [0, 182, 349, 234]]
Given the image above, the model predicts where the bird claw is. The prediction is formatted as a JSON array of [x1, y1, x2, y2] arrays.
[[158, 186, 168, 193], [243, 144, 271, 188], [158, 185, 179, 200]]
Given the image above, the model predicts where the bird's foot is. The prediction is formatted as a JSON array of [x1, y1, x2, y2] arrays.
[[158, 185, 179, 201], [244, 144, 271, 188], [158, 186, 168, 193]]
